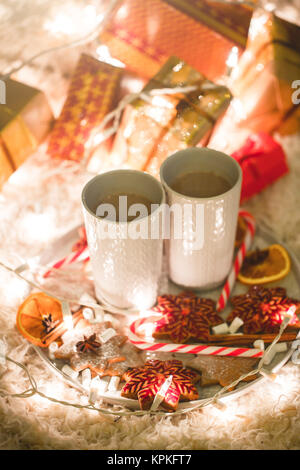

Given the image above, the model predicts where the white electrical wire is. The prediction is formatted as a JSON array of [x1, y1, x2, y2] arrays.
[[0, 0, 120, 80]]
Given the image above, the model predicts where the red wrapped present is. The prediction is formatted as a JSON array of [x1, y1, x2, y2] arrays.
[[47, 54, 122, 163], [232, 133, 289, 202], [100, 0, 251, 80]]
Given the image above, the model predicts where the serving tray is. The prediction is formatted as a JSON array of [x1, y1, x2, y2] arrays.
[[32, 222, 300, 413]]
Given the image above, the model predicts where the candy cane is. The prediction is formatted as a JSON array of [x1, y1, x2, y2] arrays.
[[216, 211, 256, 312], [128, 316, 263, 358], [43, 227, 89, 278], [43, 245, 89, 278]]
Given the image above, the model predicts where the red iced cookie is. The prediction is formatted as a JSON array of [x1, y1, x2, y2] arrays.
[[121, 359, 200, 411], [152, 291, 223, 343], [227, 285, 300, 334]]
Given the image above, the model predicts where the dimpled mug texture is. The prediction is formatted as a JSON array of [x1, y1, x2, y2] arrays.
[[160, 148, 242, 290], [82, 170, 165, 310]]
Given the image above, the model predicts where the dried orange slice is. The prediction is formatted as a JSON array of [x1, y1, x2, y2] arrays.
[[16, 292, 66, 348], [235, 216, 248, 250], [238, 244, 291, 285]]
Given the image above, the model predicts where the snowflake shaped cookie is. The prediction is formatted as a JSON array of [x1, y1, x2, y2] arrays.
[[121, 359, 200, 411], [227, 285, 300, 334], [152, 291, 223, 343]]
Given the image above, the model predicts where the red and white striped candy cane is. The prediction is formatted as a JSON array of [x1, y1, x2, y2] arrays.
[[43, 226, 90, 278], [128, 316, 263, 358], [43, 245, 90, 278], [216, 210, 256, 312]]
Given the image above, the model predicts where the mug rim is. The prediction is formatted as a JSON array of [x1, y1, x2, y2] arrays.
[[159, 147, 242, 201], [81, 169, 165, 225]]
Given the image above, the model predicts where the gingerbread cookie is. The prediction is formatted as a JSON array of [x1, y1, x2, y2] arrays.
[[121, 359, 200, 411], [152, 291, 223, 343], [186, 356, 259, 389], [54, 321, 129, 376], [227, 285, 300, 334]]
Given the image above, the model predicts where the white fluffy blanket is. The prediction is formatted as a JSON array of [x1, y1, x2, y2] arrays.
[[0, 0, 300, 451]]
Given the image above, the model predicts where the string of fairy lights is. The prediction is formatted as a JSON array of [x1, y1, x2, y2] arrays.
[[0, 320, 295, 416], [0, 258, 299, 416]]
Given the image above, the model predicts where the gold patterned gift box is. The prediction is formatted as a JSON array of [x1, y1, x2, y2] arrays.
[[111, 56, 232, 175], [100, 0, 253, 80], [111, 56, 200, 170], [146, 81, 231, 178], [0, 78, 54, 187]]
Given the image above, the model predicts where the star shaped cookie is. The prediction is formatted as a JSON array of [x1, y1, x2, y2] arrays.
[[227, 285, 300, 334], [152, 291, 223, 343], [54, 321, 129, 377], [185, 356, 259, 390], [121, 359, 200, 411]]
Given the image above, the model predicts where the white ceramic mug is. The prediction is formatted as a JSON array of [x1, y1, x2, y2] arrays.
[[160, 147, 242, 290], [81, 170, 165, 310]]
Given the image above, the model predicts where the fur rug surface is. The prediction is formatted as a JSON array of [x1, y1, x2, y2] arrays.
[[0, 0, 300, 451]]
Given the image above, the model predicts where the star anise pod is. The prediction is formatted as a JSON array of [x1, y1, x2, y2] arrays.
[[41, 314, 59, 335], [76, 334, 101, 353], [243, 248, 269, 267]]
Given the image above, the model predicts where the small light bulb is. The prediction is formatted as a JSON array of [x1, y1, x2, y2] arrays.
[[82, 307, 94, 322], [213, 399, 227, 411], [226, 46, 239, 69], [48, 342, 59, 360], [260, 369, 278, 382], [64, 315, 73, 331], [285, 305, 297, 318]]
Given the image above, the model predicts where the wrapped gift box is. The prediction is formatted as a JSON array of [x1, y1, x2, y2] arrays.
[[100, 0, 252, 80], [164, 0, 253, 46], [111, 56, 207, 170], [47, 54, 122, 163], [145, 104, 212, 178], [146, 81, 232, 177], [0, 138, 14, 189], [231, 9, 300, 135], [111, 56, 231, 174], [278, 105, 300, 136], [0, 78, 54, 185]]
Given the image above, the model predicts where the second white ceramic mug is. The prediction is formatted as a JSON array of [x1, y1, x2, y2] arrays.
[[160, 147, 242, 290]]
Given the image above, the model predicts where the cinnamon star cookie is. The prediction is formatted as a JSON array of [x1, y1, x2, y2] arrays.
[[54, 322, 129, 376], [121, 359, 200, 411], [152, 291, 223, 343]]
